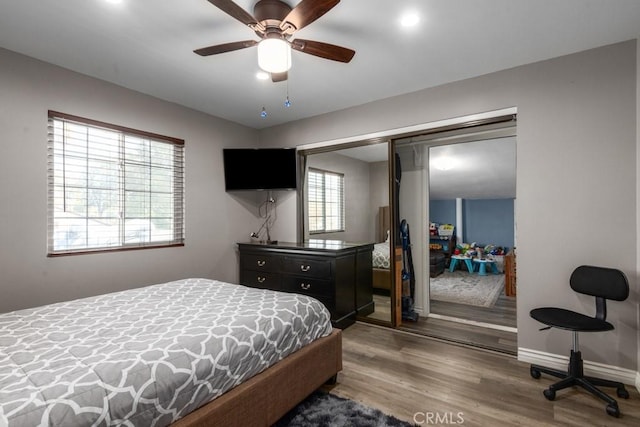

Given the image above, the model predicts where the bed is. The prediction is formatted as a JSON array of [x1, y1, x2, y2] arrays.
[[372, 206, 392, 291], [0, 278, 342, 426]]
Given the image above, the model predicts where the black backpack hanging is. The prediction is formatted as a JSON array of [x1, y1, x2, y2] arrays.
[[400, 219, 419, 322]]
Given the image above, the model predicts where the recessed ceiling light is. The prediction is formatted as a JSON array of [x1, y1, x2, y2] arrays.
[[432, 156, 457, 171], [400, 12, 420, 28], [105, 0, 123, 4], [256, 71, 270, 80]]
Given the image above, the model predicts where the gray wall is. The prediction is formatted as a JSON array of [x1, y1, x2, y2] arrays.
[[369, 160, 390, 242], [303, 154, 389, 244], [259, 40, 639, 370], [305, 152, 372, 243], [637, 34, 640, 390], [0, 39, 637, 373], [0, 47, 260, 313]]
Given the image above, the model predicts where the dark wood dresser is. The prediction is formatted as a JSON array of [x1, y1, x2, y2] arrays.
[[237, 240, 374, 329]]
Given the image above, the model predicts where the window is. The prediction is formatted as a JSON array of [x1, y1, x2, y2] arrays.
[[47, 111, 185, 255], [307, 168, 344, 234]]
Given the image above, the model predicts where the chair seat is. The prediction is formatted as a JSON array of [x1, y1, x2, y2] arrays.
[[530, 307, 614, 332]]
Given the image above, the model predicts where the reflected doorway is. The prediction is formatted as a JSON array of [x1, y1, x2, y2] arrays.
[[428, 137, 517, 330], [393, 120, 518, 354]]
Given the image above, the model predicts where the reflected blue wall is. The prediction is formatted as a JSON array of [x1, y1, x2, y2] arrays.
[[429, 198, 514, 249]]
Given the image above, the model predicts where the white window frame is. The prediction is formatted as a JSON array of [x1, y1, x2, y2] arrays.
[[47, 111, 185, 256], [307, 168, 345, 234]]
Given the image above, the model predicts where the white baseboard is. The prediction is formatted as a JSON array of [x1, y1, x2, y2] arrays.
[[518, 347, 639, 390]]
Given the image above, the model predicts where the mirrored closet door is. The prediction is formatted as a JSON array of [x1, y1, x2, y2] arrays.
[[299, 141, 396, 326], [392, 117, 518, 353]]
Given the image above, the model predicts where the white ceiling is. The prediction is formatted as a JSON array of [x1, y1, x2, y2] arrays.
[[336, 143, 389, 163], [1, 0, 639, 130], [336, 137, 516, 200], [428, 137, 516, 200]]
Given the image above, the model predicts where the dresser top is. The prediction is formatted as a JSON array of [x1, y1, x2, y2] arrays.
[[238, 239, 373, 253]]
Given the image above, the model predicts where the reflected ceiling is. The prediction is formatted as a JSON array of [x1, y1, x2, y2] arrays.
[[337, 137, 516, 200], [429, 138, 516, 200]]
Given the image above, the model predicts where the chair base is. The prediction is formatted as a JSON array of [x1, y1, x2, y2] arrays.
[[530, 350, 629, 418]]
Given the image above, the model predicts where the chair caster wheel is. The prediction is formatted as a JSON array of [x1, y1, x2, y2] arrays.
[[617, 387, 629, 399], [530, 367, 541, 379], [543, 388, 555, 401], [606, 404, 620, 418]]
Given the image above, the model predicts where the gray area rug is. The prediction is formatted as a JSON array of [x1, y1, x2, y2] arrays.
[[430, 270, 504, 307], [274, 391, 415, 427]]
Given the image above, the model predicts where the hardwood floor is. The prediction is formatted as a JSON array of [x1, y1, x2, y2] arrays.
[[367, 288, 518, 355], [324, 322, 640, 426], [365, 294, 392, 323], [401, 289, 518, 355], [430, 291, 517, 328], [399, 316, 517, 355]]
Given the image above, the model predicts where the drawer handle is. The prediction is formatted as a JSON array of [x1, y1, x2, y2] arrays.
[[257, 260, 266, 267], [300, 265, 311, 272], [257, 276, 266, 283], [300, 283, 311, 290]]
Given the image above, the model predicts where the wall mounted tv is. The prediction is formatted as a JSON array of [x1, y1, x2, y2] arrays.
[[223, 148, 298, 191]]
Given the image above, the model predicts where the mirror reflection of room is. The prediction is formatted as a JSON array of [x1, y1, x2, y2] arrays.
[[428, 137, 516, 329], [303, 142, 392, 324], [394, 125, 517, 354]]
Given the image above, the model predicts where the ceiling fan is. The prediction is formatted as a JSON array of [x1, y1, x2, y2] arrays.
[[194, 0, 355, 82]]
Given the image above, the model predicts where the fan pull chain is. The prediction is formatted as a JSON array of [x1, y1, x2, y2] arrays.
[[284, 53, 292, 108]]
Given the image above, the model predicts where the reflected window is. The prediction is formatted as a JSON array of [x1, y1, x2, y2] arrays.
[[308, 168, 344, 234]]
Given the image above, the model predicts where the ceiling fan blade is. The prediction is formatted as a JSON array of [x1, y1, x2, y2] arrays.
[[194, 40, 258, 56], [280, 0, 340, 34], [207, 0, 261, 30], [291, 39, 355, 63], [271, 72, 288, 82]]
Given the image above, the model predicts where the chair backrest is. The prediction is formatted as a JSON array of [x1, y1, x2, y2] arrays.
[[570, 265, 629, 301]]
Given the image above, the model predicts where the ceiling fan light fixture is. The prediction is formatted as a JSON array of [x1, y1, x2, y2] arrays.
[[257, 38, 291, 73]]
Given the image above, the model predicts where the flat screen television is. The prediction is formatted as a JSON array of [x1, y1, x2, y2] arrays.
[[223, 148, 298, 191]]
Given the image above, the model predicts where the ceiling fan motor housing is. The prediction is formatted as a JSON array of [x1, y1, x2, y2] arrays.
[[254, 0, 292, 28], [194, 0, 355, 73]]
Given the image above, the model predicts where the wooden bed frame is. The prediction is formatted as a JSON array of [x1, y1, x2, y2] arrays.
[[172, 328, 342, 427], [372, 267, 391, 291], [373, 205, 392, 291]]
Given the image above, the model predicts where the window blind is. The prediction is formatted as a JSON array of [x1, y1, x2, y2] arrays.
[[308, 168, 344, 234], [47, 111, 185, 255]]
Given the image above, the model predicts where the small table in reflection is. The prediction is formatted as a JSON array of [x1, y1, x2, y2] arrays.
[[449, 255, 474, 273], [472, 258, 500, 276]]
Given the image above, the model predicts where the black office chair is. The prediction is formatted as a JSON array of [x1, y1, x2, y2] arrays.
[[529, 265, 630, 417]]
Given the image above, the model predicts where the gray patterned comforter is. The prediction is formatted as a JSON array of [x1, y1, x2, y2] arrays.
[[0, 278, 332, 426], [372, 241, 390, 269]]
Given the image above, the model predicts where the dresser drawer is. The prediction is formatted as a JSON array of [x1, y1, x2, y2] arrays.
[[241, 253, 282, 273], [282, 257, 331, 278], [240, 270, 282, 290], [237, 241, 365, 330], [282, 276, 332, 299]]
